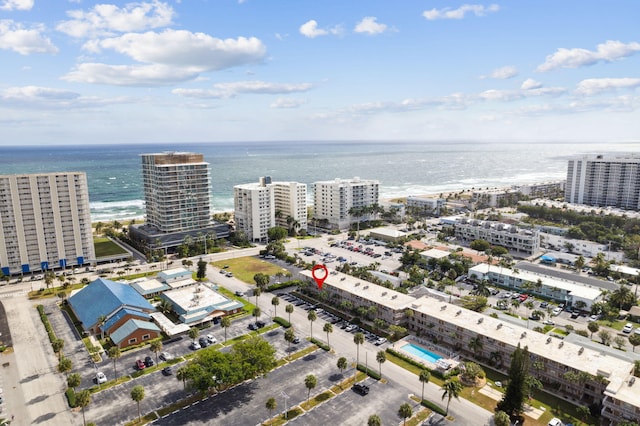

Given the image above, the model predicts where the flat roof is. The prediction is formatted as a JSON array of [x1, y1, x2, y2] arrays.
[[159, 267, 192, 280], [470, 264, 603, 301], [610, 264, 640, 276], [168, 278, 197, 289], [410, 296, 634, 397], [163, 283, 242, 314], [516, 262, 618, 292], [420, 248, 450, 259], [301, 270, 414, 310], [368, 227, 407, 238], [129, 278, 170, 295]]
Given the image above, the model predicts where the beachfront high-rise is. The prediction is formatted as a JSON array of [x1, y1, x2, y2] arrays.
[[141, 152, 212, 232], [0, 172, 95, 275], [313, 177, 379, 230], [233, 177, 308, 242], [565, 154, 640, 210]]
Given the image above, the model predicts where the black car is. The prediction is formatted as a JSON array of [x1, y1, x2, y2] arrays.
[[144, 356, 155, 367], [540, 301, 548, 308], [199, 337, 210, 347], [162, 366, 173, 376], [248, 323, 258, 330], [256, 320, 266, 328], [292, 336, 301, 344], [353, 383, 370, 395]]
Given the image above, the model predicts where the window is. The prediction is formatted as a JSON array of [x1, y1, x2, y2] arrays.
[[128, 338, 137, 344], [142, 334, 150, 340]]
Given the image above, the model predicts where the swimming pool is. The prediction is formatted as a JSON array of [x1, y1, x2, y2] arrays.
[[401, 343, 442, 364]]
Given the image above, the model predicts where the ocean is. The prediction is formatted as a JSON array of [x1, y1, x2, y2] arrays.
[[0, 140, 637, 221]]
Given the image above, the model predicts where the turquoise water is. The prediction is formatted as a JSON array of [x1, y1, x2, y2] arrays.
[[401, 343, 442, 363]]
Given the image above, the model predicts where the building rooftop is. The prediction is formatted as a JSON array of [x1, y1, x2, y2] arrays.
[[110, 318, 161, 345], [420, 248, 450, 260], [158, 267, 193, 281], [68, 278, 154, 329], [301, 270, 414, 310], [411, 296, 635, 398], [162, 283, 243, 316], [103, 308, 150, 332], [129, 278, 171, 296], [368, 227, 407, 238], [516, 261, 618, 292]]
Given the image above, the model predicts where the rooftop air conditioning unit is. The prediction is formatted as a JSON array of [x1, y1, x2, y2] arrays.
[[547, 337, 552, 344], [578, 347, 584, 355], [477, 318, 483, 324], [497, 323, 502, 329], [521, 332, 527, 338]]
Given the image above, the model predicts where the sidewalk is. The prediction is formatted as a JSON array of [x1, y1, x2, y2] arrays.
[[478, 384, 544, 420]]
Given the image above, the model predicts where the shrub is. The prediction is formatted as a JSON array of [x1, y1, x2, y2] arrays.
[[421, 399, 447, 416], [575, 329, 589, 338], [357, 363, 381, 380], [310, 337, 330, 351], [65, 388, 76, 408], [273, 316, 291, 328], [266, 280, 302, 292]]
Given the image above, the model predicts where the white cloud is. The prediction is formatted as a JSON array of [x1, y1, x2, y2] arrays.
[[299, 20, 342, 38], [481, 65, 518, 79], [423, 4, 499, 20], [0, 85, 132, 109], [521, 78, 542, 90], [173, 80, 313, 99], [354, 17, 388, 35], [0, 0, 33, 11], [536, 40, 640, 72], [270, 97, 306, 108], [85, 30, 266, 71], [0, 20, 58, 55], [57, 0, 174, 38], [575, 78, 640, 95], [478, 89, 523, 102], [62, 63, 200, 86]]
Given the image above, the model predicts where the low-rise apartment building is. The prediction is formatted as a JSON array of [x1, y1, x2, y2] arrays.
[[406, 196, 445, 216], [514, 181, 565, 198], [454, 219, 540, 257]]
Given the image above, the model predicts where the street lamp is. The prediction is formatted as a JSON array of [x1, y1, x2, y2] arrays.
[[281, 391, 289, 419]]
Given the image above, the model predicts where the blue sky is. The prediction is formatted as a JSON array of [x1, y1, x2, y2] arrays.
[[1, 0, 639, 145]]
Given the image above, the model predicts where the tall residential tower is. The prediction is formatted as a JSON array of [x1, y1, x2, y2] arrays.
[[313, 177, 379, 230], [0, 172, 95, 275]]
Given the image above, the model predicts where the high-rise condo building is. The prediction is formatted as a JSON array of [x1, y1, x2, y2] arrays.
[[131, 152, 229, 250], [313, 177, 379, 230], [0, 172, 95, 275], [565, 154, 640, 210], [233, 177, 308, 242]]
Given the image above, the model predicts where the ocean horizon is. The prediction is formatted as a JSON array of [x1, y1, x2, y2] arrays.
[[1, 140, 638, 221]]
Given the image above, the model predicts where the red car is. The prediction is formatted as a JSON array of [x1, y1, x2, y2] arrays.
[[136, 359, 146, 370], [519, 294, 529, 302]]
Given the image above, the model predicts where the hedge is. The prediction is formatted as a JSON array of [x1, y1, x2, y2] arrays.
[[421, 399, 447, 416], [357, 363, 381, 380], [65, 388, 76, 408], [309, 337, 330, 351], [273, 316, 291, 328], [266, 280, 302, 292], [37, 304, 57, 344]]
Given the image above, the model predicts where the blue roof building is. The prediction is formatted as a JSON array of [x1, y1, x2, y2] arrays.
[[110, 319, 161, 348], [68, 278, 155, 333]]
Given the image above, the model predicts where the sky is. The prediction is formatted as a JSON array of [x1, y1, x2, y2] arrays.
[[1, 0, 640, 145]]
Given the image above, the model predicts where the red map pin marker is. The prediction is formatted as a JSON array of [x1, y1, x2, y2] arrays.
[[311, 264, 329, 290]]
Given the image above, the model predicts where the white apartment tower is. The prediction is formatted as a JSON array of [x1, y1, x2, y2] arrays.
[[272, 182, 307, 233], [313, 177, 379, 230], [234, 177, 276, 242], [141, 152, 212, 232], [565, 154, 640, 210], [0, 172, 95, 275]]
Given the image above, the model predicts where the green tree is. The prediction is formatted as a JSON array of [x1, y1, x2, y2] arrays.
[[158, 299, 173, 315], [108, 346, 121, 378], [221, 316, 231, 343], [265, 397, 277, 418], [252, 306, 262, 324], [131, 385, 145, 421], [67, 372, 81, 391], [614, 336, 626, 350], [58, 357, 72, 377], [354, 332, 365, 366], [307, 310, 317, 339], [304, 374, 317, 402], [323, 322, 333, 347], [176, 365, 189, 390], [285, 303, 294, 324], [629, 333, 640, 352], [76, 389, 91, 426], [284, 327, 296, 355], [337, 356, 348, 375], [496, 344, 529, 418], [493, 410, 511, 426], [52, 338, 65, 360], [97, 315, 107, 340], [376, 351, 386, 378], [150, 340, 163, 365], [231, 336, 277, 379], [254, 287, 262, 307], [398, 402, 413, 426], [470, 239, 491, 252], [271, 296, 280, 317], [598, 329, 612, 346], [254, 273, 270, 289], [367, 414, 382, 426], [419, 370, 431, 402], [267, 226, 288, 242], [587, 321, 599, 339], [441, 379, 464, 416], [196, 258, 207, 280], [188, 326, 200, 343]]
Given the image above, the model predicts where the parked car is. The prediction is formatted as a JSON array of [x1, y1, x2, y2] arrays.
[[198, 337, 210, 348], [189, 341, 201, 350], [352, 383, 370, 395], [144, 356, 155, 367], [225, 272, 233, 278], [96, 371, 107, 384], [159, 352, 173, 361], [162, 366, 173, 376], [623, 323, 634, 333], [552, 307, 562, 316], [374, 337, 387, 346], [292, 336, 301, 344], [539, 301, 548, 308], [135, 359, 146, 370], [548, 418, 563, 426], [206, 334, 217, 344], [235, 290, 245, 297], [588, 314, 599, 322]]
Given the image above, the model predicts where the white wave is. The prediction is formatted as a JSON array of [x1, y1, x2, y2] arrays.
[[90, 199, 145, 209]]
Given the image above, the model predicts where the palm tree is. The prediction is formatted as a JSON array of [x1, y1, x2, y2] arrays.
[[265, 397, 277, 418], [323, 323, 333, 347], [52, 338, 65, 360], [188, 326, 199, 343], [398, 402, 412, 426], [221, 316, 231, 342], [131, 385, 145, 421], [252, 306, 262, 326], [108, 346, 121, 378], [468, 336, 483, 358], [441, 379, 464, 415], [419, 370, 431, 401], [285, 303, 294, 324], [67, 372, 81, 392], [254, 287, 262, 307], [307, 310, 317, 339], [376, 351, 386, 378], [150, 340, 162, 365], [473, 279, 491, 297], [337, 357, 347, 375], [76, 389, 91, 426], [97, 315, 107, 339], [271, 296, 280, 318], [176, 366, 189, 390], [367, 414, 382, 426], [284, 328, 296, 355], [354, 332, 365, 367], [304, 374, 317, 402], [58, 357, 72, 377], [158, 299, 173, 315]]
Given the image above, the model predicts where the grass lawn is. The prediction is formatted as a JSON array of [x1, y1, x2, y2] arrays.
[[94, 237, 128, 257], [211, 257, 288, 284]]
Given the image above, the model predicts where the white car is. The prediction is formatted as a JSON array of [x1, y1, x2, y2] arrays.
[[96, 372, 107, 384], [548, 418, 563, 426], [159, 352, 173, 361], [552, 307, 562, 316], [623, 323, 634, 333], [206, 334, 217, 344]]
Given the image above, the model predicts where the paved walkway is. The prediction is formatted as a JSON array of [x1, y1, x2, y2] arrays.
[[478, 384, 545, 420]]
